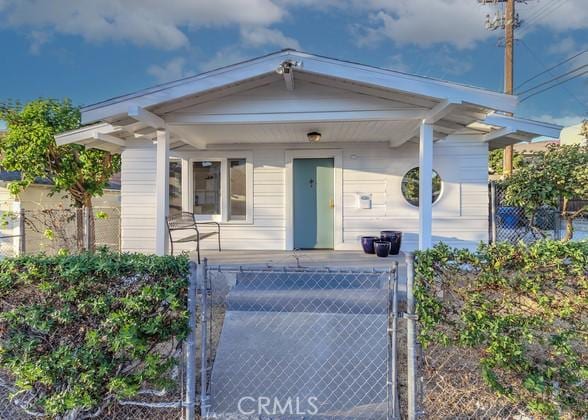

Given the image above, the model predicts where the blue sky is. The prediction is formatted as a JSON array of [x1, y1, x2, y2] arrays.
[[0, 0, 586, 126]]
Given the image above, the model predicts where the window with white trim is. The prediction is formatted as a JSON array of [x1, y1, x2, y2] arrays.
[[228, 158, 247, 221], [189, 155, 252, 223], [193, 161, 221, 216]]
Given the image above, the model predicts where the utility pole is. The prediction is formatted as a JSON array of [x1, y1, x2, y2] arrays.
[[480, 0, 523, 176]]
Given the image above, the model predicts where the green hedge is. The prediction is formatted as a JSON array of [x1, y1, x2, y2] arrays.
[[0, 250, 190, 416], [414, 240, 588, 418]]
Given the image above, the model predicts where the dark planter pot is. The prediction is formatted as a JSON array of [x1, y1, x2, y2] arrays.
[[361, 236, 379, 254], [380, 230, 402, 255], [374, 240, 391, 258]]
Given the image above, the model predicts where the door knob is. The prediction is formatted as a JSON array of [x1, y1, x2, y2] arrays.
[[329, 198, 334, 208]]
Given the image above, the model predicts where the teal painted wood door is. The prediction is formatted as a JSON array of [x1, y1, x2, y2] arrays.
[[293, 158, 334, 249]]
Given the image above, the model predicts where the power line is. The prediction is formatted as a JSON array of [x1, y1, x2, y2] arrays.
[[517, 39, 588, 109], [520, 70, 588, 102], [518, 64, 588, 95], [516, 49, 588, 89], [517, 0, 568, 38]]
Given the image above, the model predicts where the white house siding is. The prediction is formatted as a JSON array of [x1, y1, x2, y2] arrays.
[[131, 137, 489, 255], [120, 144, 157, 253], [340, 136, 489, 251]]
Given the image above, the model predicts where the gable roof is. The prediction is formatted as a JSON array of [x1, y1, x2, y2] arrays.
[[81, 49, 518, 125]]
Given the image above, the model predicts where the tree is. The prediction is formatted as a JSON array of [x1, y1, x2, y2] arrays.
[[488, 148, 525, 175], [502, 144, 588, 241], [0, 99, 121, 249]]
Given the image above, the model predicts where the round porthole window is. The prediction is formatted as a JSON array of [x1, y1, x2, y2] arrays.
[[401, 168, 442, 207]]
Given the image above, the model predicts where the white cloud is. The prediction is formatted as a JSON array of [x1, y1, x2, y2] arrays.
[[1, 0, 586, 55], [147, 57, 193, 83], [387, 54, 411, 73], [0, 0, 284, 50], [349, 0, 491, 50], [531, 114, 586, 127], [518, 0, 588, 34], [28, 30, 51, 55], [547, 37, 577, 55], [198, 46, 250, 72], [240, 26, 300, 50]]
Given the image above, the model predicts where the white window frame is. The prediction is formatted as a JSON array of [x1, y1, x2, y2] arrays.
[[174, 151, 253, 224]]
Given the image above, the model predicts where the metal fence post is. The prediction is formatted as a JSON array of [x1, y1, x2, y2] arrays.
[[405, 252, 418, 420], [490, 182, 497, 244], [83, 208, 90, 251], [199, 259, 211, 418], [389, 261, 400, 420], [19, 208, 26, 255], [184, 261, 198, 420]]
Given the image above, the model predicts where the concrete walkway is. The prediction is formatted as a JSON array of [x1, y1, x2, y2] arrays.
[[208, 269, 392, 418]]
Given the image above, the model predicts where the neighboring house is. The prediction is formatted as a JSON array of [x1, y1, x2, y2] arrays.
[[0, 170, 121, 212], [560, 121, 588, 146], [55, 50, 561, 255], [0, 170, 120, 256], [512, 139, 559, 157]]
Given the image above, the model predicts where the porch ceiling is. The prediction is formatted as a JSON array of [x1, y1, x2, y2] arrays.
[[168, 120, 417, 145]]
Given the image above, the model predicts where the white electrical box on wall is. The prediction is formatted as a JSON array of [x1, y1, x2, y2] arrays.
[[357, 193, 372, 209]]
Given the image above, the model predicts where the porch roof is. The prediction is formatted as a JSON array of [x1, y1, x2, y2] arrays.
[[55, 49, 561, 151]]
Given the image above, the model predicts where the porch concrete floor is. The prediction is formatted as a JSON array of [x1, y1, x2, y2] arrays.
[[199, 249, 404, 268]]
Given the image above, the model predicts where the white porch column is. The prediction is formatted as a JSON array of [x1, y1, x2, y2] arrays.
[[155, 129, 170, 255], [418, 121, 433, 250]]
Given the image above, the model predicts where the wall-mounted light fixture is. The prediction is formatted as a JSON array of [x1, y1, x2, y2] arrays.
[[307, 131, 321, 143], [275, 59, 303, 75]]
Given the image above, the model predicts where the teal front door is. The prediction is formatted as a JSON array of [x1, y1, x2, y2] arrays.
[[293, 158, 334, 249]]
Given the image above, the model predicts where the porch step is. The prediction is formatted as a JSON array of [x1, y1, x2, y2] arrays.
[[227, 288, 388, 314], [235, 270, 388, 290]]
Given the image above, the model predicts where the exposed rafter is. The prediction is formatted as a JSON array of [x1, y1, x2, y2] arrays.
[[389, 100, 462, 147], [93, 132, 126, 147], [483, 127, 516, 142], [128, 105, 165, 129], [128, 105, 206, 149]]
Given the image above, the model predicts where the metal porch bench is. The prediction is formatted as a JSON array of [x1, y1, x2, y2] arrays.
[[167, 212, 221, 263]]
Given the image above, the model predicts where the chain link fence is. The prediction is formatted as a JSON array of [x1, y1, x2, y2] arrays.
[[489, 182, 561, 244], [198, 261, 400, 419], [0, 206, 120, 258], [403, 251, 581, 420]]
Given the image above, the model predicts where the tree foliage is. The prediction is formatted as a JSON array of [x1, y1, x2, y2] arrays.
[[0, 99, 120, 208], [502, 144, 588, 240], [488, 148, 525, 175], [0, 250, 189, 417], [415, 241, 588, 418]]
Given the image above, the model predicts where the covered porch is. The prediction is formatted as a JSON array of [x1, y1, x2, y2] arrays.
[[55, 50, 561, 256], [202, 248, 406, 269]]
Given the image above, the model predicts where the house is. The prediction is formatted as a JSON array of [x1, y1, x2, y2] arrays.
[[0, 169, 121, 256], [560, 121, 588, 147], [513, 139, 559, 156], [55, 50, 561, 256]]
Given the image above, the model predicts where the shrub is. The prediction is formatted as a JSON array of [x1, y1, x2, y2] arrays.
[[414, 241, 588, 418], [0, 249, 189, 417]]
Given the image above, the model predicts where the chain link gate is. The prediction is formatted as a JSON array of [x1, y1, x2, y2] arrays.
[[197, 259, 401, 419]]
